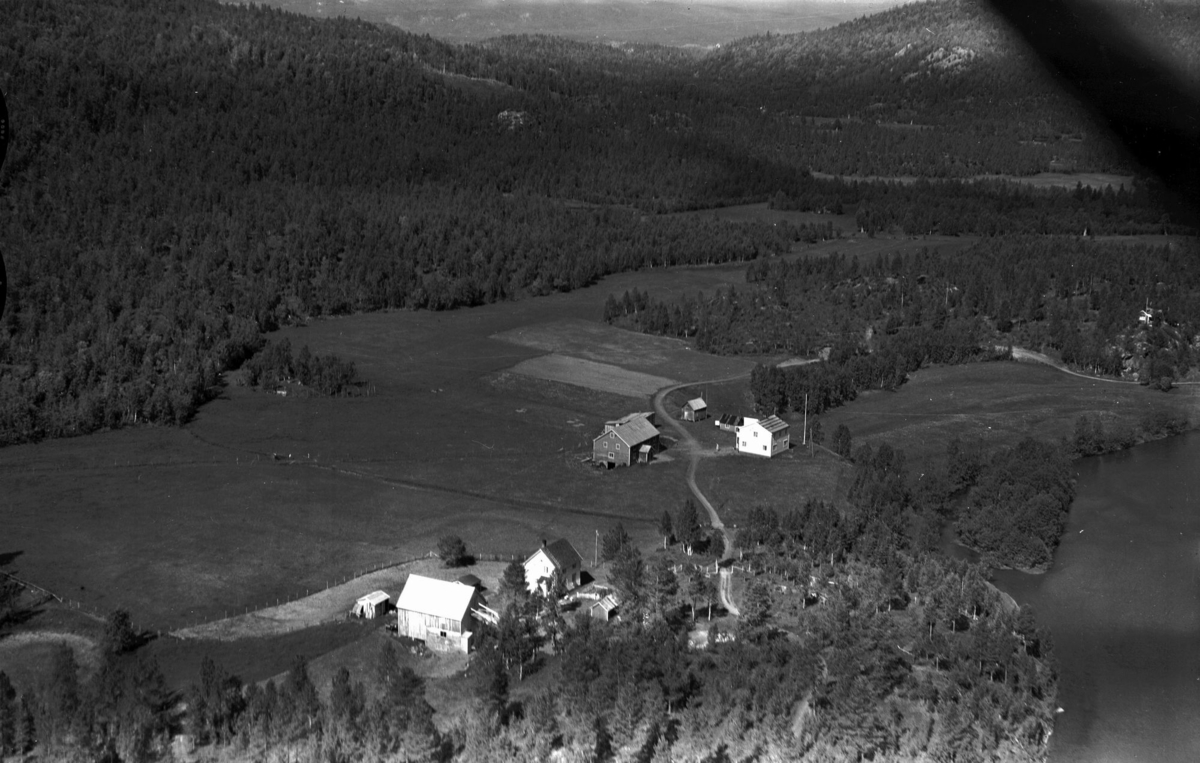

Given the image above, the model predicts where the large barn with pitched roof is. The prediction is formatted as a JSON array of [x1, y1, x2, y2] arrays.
[[592, 412, 660, 467], [395, 574, 483, 653]]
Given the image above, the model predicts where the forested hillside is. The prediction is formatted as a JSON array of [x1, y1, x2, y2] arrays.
[[610, 237, 1200, 383], [0, 0, 1184, 447]]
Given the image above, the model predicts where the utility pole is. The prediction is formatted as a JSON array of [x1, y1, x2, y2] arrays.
[[595, 529, 599, 567], [802, 393, 808, 445]]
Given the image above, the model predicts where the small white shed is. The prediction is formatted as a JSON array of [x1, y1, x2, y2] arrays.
[[351, 591, 391, 619]]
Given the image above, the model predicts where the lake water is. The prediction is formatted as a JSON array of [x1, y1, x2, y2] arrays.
[[991, 433, 1200, 763]]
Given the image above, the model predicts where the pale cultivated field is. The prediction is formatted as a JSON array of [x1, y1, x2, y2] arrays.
[[509, 353, 677, 398], [492, 318, 752, 382], [173, 559, 508, 641], [494, 318, 693, 370]]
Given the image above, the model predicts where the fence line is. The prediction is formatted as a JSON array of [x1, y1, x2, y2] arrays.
[[1, 570, 63, 604], [6, 547, 536, 639]]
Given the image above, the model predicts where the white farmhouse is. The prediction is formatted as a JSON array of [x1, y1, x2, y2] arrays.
[[736, 415, 790, 457], [524, 538, 584, 593]]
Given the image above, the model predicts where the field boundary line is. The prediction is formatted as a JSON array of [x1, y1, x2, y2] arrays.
[[1008, 346, 1200, 386], [168, 552, 441, 639]]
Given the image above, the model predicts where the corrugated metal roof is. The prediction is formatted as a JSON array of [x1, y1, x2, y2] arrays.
[[686, 398, 707, 410], [758, 415, 789, 433], [396, 575, 475, 621], [717, 414, 743, 426], [591, 594, 619, 613], [612, 416, 659, 446], [357, 591, 391, 606]]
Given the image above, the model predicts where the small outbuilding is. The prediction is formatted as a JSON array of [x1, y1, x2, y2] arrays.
[[682, 398, 708, 422], [590, 594, 620, 622], [715, 414, 743, 433], [351, 591, 391, 619], [396, 575, 482, 653], [525, 538, 584, 593], [457, 574, 482, 589]]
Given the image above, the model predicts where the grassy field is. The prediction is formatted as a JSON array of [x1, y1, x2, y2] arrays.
[[785, 234, 980, 263], [663, 202, 859, 235], [509, 354, 678, 398], [4, 234, 1188, 693], [0, 261, 766, 634], [820, 359, 1200, 468]]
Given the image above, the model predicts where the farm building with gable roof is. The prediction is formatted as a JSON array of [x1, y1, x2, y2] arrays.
[[396, 574, 483, 653], [351, 591, 391, 619], [715, 414, 743, 432], [525, 538, 584, 592], [682, 398, 708, 422], [737, 415, 790, 457], [592, 412, 660, 466], [590, 593, 620, 622]]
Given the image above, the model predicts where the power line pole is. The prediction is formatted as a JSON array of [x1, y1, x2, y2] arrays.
[[802, 393, 808, 446], [595, 529, 599, 567]]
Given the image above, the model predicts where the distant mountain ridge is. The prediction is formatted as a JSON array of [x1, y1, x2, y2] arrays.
[[230, 0, 901, 46]]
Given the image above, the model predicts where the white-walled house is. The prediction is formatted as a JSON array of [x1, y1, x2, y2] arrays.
[[736, 415, 790, 457], [524, 538, 584, 593]]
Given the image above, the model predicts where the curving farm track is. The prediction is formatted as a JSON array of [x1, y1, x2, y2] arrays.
[[652, 373, 750, 615]]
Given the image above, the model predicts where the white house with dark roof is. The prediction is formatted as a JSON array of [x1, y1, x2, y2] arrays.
[[525, 538, 584, 592], [592, 412, 660, 466], [737, 415, 790, 457], [395, 574, 482, 653]]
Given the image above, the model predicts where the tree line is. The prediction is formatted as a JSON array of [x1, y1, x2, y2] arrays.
[[0, 0, 1184, 450], [608, 237, 1200, 408]]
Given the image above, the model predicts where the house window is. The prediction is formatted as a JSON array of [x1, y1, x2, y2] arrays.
[[608, 452, 615, 459], [762, 445, 767, 452], [753, 431, 758, 437], [616, 443, 621, 449]]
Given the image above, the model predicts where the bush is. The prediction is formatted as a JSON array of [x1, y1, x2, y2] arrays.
[[437, 536, 469, 568], [103, 609, 138, 654]]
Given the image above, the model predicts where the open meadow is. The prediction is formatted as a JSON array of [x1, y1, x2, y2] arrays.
[[3, 231, 1194, 693], [0, 257, 762, 641], [819, 359, 1200, 468]]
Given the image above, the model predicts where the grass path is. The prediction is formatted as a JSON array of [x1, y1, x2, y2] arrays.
[[651, 358, 822, 617], [171, 558, 508, 641], [652, 373, 751, 615], [1009, 346, 1200, 386]]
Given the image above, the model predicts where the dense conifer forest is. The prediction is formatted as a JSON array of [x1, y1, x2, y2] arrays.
[[1, 0, 1189, 446], [11, 0, 1197, 759], [609, 237, 1200, 385]]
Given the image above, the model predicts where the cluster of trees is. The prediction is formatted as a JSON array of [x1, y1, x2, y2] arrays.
[[769, 175, 1177, 237], [952, 439, 1076, 570], [241, 339, 360, 396], [1, 423, 1072, 761], [2, 0, 804, 448], [0, 645, 172, 762], [4, 0, 1185, 450], [612, 237, 1200, 401], [1070, 409, 1191, 458]]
